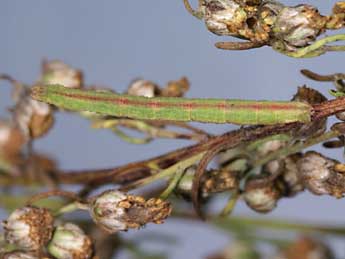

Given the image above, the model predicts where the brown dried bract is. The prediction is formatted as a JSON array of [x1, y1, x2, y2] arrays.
[[3, 206, 54, 251], [0, 120, 26, 157], [12, 88, 54, 140], [202, 169, 239, 194], [120, 195, 172, 228], [29, 112, 54, 139], [161, 77, 190, 97], [292, 86, 327, 138], [19, 207, 54, 249]]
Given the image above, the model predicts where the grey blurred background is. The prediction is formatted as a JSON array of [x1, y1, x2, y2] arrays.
[[1, 1, 345, 258]]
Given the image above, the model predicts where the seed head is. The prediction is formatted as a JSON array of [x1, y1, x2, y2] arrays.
[[257, 139, 285, 175], [202, 169, 239, 194], [280, 154, 304, 197], [89, 190, 172, 233], [40, 60, 83, 89], [271, 5, 326, 51], [244, 177, 281, 213], [2, 206, 54, 251], [298, 151, 345, 197], [0, 120, 26, 157], [47, 223, 93, 259], [175, 166, 238, 199], [333, 2, 345, 15], [326, 2, 345, 29], [257, 139, 286, 156], [161, 77, 190, 97], [89, 190, 127, 232], [204, 0, 248, 36], [13, 89, 54, 139], [298, 151, 335, 195], [127, 79, 160, 97]]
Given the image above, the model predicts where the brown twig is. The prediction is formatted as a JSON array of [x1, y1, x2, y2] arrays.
[[215, 41, 265, 50], [301, 69, 345, 82], [313, 97, 345, 120], [26, 189, 84, 205]]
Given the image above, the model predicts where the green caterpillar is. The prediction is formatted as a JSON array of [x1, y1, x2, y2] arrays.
[[31, 85, 312, 125]]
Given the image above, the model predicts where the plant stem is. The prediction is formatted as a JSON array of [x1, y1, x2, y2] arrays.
[[253, 129, 342, 167], [159, 168, 185, 200], [219, 190, 240, 217], [120, 152, 205, 191], [277, 34, 345, 58], [54, 201, 89, 216]]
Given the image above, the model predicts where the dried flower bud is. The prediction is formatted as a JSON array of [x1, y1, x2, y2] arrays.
[[2, 251, 41, 259], [0, 120, 26, 156], [333, 2, 345, 14], [259, 139, 304, 198], [298, 151, 345, 197], [127, 79, 160, 97], [47, 223, 92, 259], [263, 159, 283, 176], [257, 139, 286, 178], [175, 166, 238, 200], [326, 2, 345, 30], [13, 88, 54, 139], [243, 177, 281, 213], [298, 151, 335, 195], [89, 190, 172, 233], [40, 60, 83, 89], [292, 87, 327, 138], [2, 206, 54, 251], [257, 139, 286, 156], [271, 5, 326, 51], [204, 0, 271, 42], [161, 77, 190, 97], [202, 169, 238, 194], [279, 154, 304, 197], [204, 0, 248, 36], [89, 190, 127, 232]]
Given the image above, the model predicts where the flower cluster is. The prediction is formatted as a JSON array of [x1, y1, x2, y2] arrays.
[[1, 189, 172, 258], [2, 206, 92, 259], [184, 0, 345, 56], [90, 190, 172, 233]]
